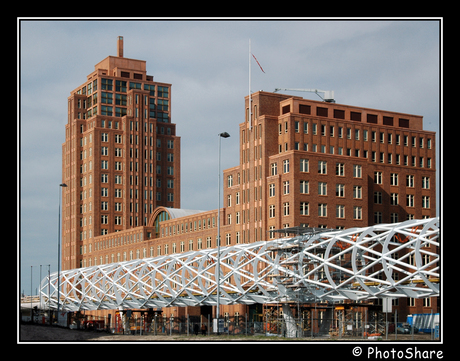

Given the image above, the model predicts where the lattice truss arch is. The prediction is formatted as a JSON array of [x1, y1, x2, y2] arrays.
[[41, 218, 440, 311]]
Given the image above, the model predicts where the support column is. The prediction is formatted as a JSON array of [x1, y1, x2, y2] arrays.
[[282, 304, 298, 338]]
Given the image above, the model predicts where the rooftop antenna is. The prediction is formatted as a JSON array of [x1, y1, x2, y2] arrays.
[[274, 88, 336, 103]]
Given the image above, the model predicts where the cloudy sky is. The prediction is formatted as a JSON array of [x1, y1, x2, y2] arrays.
[[19, 18, 441, 295]]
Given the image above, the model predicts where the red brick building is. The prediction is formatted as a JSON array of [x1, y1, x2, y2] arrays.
[[224, 91, 436, 242], [61, 37, 180, 271], [61, 38, 437, 324]]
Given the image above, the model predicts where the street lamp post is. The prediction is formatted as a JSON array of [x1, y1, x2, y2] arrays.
[[57, 183, 67, 324], [39, 265, 42, 311], [47, 265, 51, 325], [30, 266, 33, 322], [216, 132, 230, 334]]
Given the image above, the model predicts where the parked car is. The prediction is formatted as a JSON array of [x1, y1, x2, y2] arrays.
[[397, 322, 418, 334], [396, 324, 410, 334]]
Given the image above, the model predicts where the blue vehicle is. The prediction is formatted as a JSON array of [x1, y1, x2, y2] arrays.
[[407, 313, 439, 333]]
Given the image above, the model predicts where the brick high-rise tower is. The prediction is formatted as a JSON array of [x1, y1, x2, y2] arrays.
[[61, 37, 180, 270]]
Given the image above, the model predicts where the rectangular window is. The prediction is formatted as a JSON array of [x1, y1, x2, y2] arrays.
[[101, 78, 113, 90], [422, 196, 430, 209], [283, 202, 290, 216], [336, 184, 345, 197], [269, 205, 275, 218], [353, 206, 362, 220], [353, 186, 362, 199], [129, 82, 142, 90], [300, 202, 309, 215], [158, 86, 169, 98], [318, 182, 327, 196], [318, 203, 327, 217], [336, 205, 345, 218], [283, 159, 290, 173], [300, 180, 309, 194], [374, 171, 382, 184], [101, 105, 113, 116], [353, 165, 362, 178], [422, 177, 430, 189], [406, 175, 415, 187], [101, 92, 113, 104], [390, 173, 399, 186], [407, 194, 415, 207], [300, 159, 309, 172], [269, 183, 275, 197], [115, 107, 127, 117], [115, 80, 127, 92], [318, 161, 327, 174], [227, 175, 233, 187], [283, 181, 290, 195], [336, 163, 345, 176]]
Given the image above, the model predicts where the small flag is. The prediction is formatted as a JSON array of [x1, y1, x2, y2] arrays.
[[252, 53, 265, 73]]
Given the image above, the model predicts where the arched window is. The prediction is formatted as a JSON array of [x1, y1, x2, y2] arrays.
[[154, 210, 170, 236]]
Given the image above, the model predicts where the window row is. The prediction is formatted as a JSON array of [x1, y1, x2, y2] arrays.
[[100, 131, 174, 147], [100, 92, 169, 109], [100, 159, 174, 175], [100, 79, 169, 98], [270, 159, 363, 177], [373, 213, 432, 224], [160, 217, 217, 238], [373, 193, 431, 208], [267, 202, 364, 219], [267, 181, 364, 199], [100, 146, 174, 162], [374, 172, 431, 188], [289, 121, 432, 149], [277, 140, 433, 168]]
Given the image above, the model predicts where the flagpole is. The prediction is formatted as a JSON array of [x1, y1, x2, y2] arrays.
[[249, 38, 252, 130]]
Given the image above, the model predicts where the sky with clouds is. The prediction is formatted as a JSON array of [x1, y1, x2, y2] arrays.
[[19, 18, 441, 295]]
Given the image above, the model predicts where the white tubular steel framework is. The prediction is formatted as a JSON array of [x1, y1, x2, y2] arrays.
[[41, 218, 440, 311]]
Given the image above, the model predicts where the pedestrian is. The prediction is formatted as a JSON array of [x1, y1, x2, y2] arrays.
[[201, 323, 207, 336], [194, 323, 199, 336]]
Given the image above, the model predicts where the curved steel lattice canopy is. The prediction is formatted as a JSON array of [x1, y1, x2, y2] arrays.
[[41, 218, 440, 311]]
